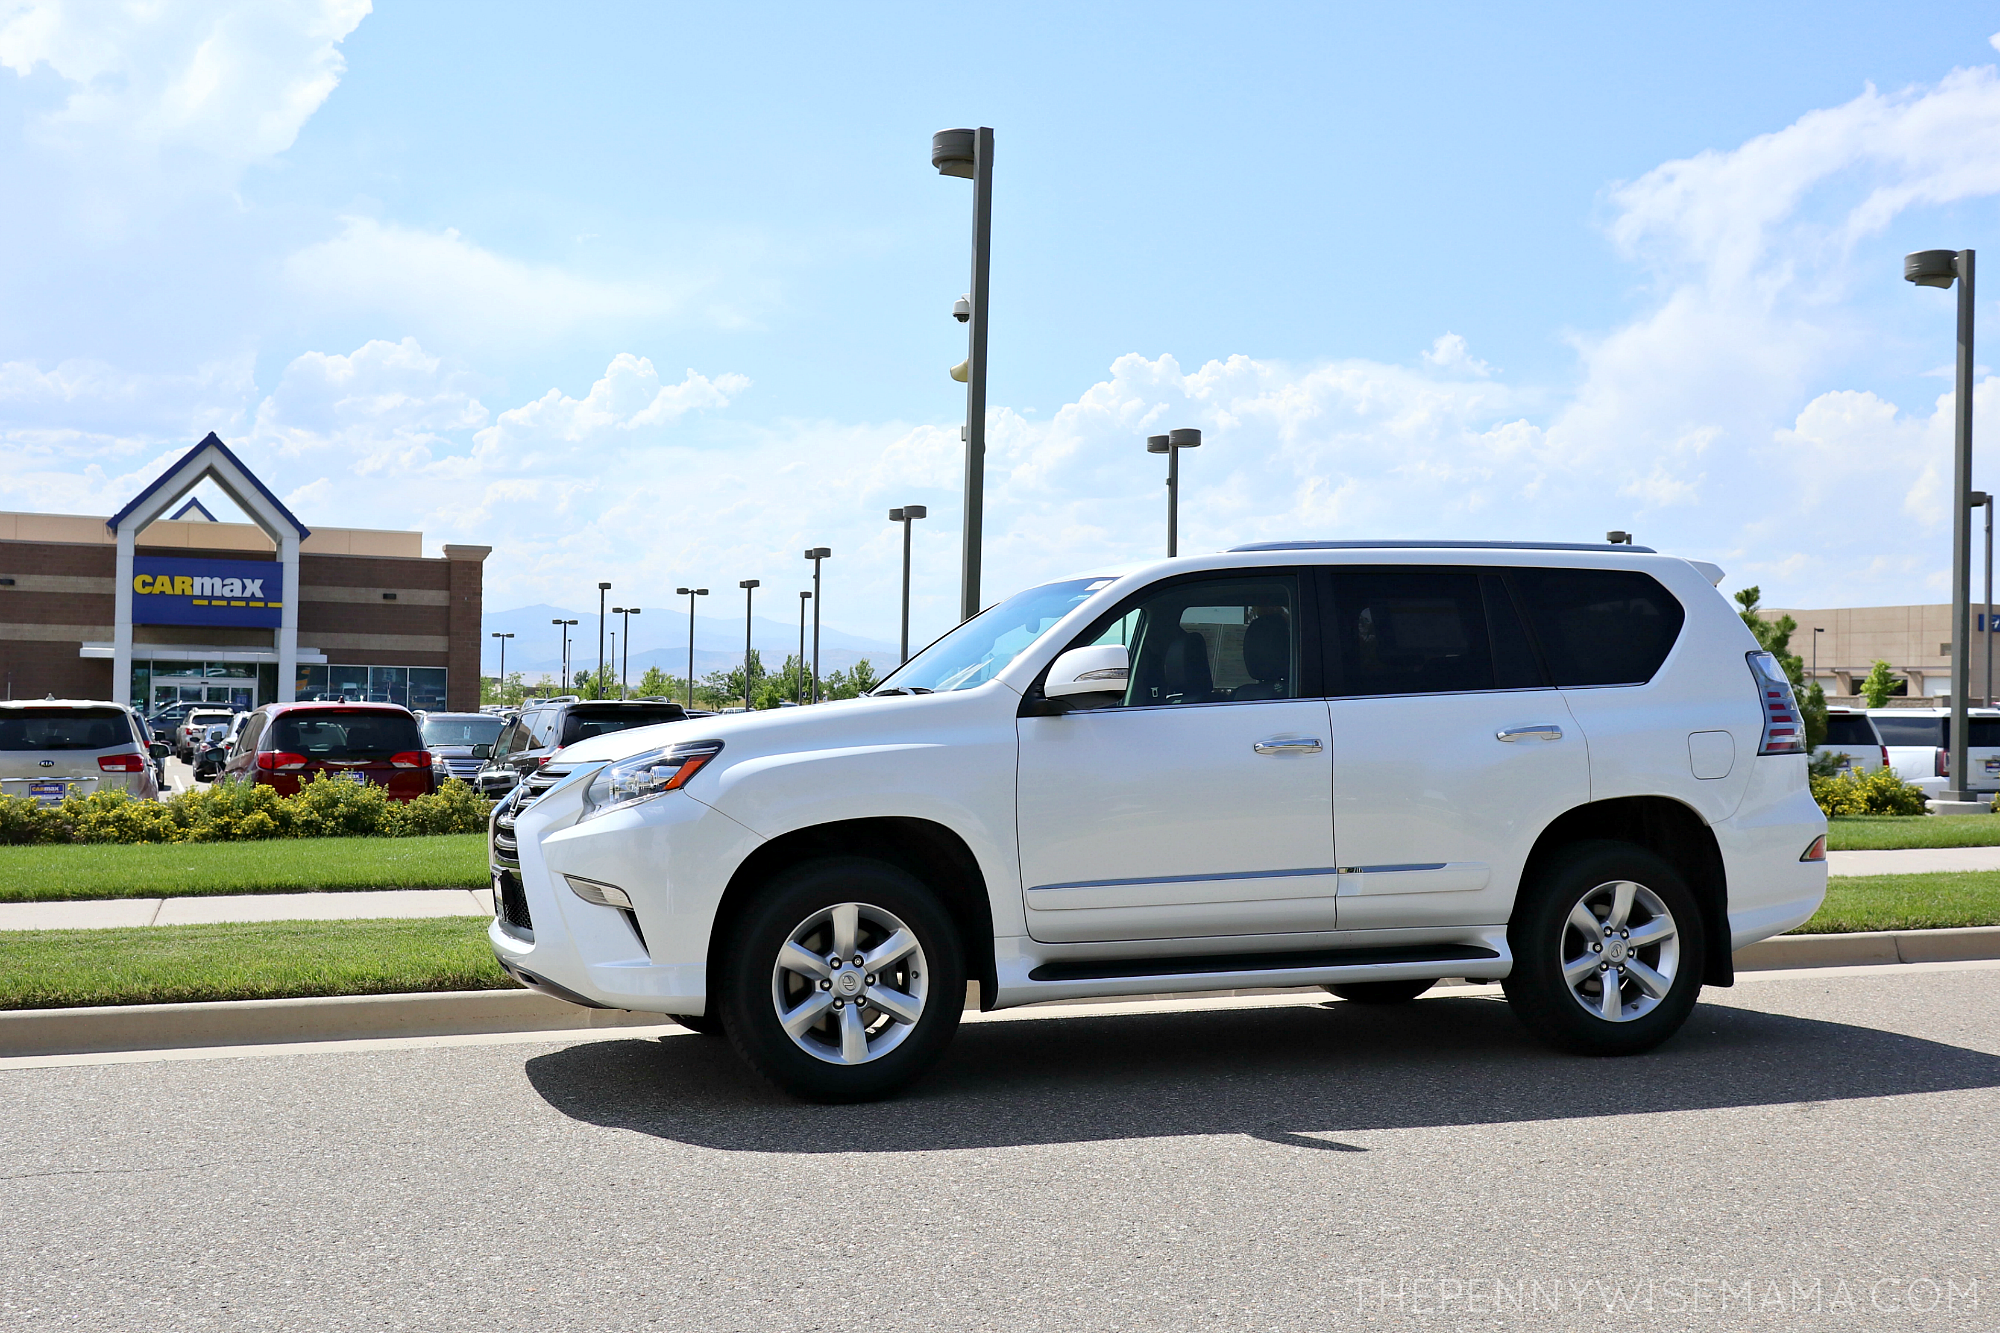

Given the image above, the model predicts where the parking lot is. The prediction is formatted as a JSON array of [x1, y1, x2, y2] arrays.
[[4, 962, 1994, 1331]]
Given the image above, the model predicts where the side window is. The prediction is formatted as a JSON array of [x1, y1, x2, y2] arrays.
[[528, 710, 559, 748], [235, 714, 266, 757], [1511, 568, 1686, 687], [1082, 574, 1301, 708], [1326, 569, 1497, 697]]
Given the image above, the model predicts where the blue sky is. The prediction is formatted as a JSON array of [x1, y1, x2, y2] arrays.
[[5, 2, 2000, 661]]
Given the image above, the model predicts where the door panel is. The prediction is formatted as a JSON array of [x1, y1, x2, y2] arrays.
[[1018, 700, 1337, 942]]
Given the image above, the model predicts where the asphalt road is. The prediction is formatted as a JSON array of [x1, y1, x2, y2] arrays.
[[4, 965, 1997, 1332]]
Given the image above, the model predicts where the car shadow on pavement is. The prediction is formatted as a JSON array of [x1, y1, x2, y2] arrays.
[[522, 994, 2000, 1153]]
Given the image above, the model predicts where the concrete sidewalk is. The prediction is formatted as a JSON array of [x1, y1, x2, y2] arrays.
[[0, 888, 488, 932], [1828, 846, 2000, 876]]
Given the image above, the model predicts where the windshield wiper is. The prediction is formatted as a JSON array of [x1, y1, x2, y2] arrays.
[[869, 686, 933, 697]]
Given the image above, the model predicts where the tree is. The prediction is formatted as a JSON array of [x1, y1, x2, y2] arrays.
[[820, 657, 880, 701], [701, 649, 767, 709], [1735, 586, 1825, 750], [755, 654, 811, 709], [635, 665, 677, 700], [1861, 660, 1900, 709], [480, 672, 529, 707]]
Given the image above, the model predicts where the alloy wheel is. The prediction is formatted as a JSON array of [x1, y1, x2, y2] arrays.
[[769, 901, 930, 1066], [1558, 878, 1681, 1023]]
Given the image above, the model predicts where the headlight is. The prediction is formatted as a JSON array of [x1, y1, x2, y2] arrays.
[[579, 740, 724, 822]]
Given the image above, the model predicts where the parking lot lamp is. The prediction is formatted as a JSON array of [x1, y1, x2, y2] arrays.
[[551, 619, 577, 694], [739, 580, 761, 710], [889, 505, 928, 663], [612, 608, 640, 698], [797, 591, 811, 703], [675, 588, 707, 709], [1811, 627, 1823, 691], [804, 548, 830, 702], [490, 632, 513, 695], [1906, 248, 1976, 798], [931, 127, 993, 622], [1975, 493, 1995, 705], [1146, 430, 1202, 557], [1606, 530, 1633, 545], [597, 583, 612, 695]]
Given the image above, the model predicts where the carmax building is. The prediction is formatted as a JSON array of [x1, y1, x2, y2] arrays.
[[0, 434, 489, 711]]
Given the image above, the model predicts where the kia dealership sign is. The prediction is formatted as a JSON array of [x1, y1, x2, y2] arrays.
[[131, 556, 282, 628]]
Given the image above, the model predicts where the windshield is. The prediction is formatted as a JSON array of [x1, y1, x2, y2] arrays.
[[422, 716, 505, 747], [559, 706, 685, 746], [876, 578, 1112, 693]]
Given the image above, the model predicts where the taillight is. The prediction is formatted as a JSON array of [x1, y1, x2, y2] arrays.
[[97, 753, 145, 772], [1880, 746, 1890, 770], [257, 751, 309, 771], [1748, 651, 1805, 755], [1800, 834, 1827, 862], [1937, 748, 1949, 778], [390, 750, 431, 769]]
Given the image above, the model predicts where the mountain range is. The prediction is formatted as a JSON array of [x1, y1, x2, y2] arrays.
[[481, 603, 899, 684]]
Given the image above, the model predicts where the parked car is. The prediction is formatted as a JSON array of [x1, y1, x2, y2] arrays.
[[418, 711, 507, 786], [175, 707, 236, 762], [487, 542, 1827, 1101], [475, 698, 688, 797], [1818, 708, 1888, 776], [145, 701, 209, 745], [221, 701, 436, 800], [1867, 707, 2000, 796], [192, 722, 234, 782], [1, 699, 165, 805]]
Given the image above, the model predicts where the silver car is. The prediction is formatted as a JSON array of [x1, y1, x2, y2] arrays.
[[0, 700, 165, 805], [418, 711, 507, 787]]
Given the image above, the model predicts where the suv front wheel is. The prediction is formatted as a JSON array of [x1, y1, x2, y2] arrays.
[[1503, 840, 1705, 1056], [720, 857, 964, 1102]]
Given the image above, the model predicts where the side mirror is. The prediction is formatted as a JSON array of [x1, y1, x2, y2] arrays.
[[1044, 644, 1130, 699], [471, 743, 493, 759], [148, 741, 171, 758]]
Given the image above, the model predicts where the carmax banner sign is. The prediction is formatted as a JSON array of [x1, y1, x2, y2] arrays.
[[131, 556, 282, 628]]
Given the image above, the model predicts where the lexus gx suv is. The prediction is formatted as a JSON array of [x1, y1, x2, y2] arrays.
[[489, 542, 1827, 1101]]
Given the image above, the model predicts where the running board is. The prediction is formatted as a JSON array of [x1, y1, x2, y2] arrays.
[[1028, 942, 1499, 984]]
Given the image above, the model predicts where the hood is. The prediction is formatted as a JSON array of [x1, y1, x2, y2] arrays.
[[546, 688, 997, 768]]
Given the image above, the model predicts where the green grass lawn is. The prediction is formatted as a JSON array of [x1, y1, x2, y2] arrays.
[[0, 917, 516, 1010], [1797, 870, 2000, 934], [0, 834, 487, 903], [1825, 815, 2000, 850]]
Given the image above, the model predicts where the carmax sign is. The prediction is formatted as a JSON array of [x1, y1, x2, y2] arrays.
[[131, 556, 283, 628]]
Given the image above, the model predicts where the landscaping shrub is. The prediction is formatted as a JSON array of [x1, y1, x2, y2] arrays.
[[1812, 767, 1931, 817], [0, 776, 494, 846]]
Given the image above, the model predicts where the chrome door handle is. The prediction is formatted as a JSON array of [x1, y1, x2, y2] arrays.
[[1496, 725, 1563, 742], [1253, 736, 1324, 754]]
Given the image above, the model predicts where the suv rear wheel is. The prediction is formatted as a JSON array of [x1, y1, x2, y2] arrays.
[[1503, 840, 1705, 1056], [720, 857, 964, 1102]]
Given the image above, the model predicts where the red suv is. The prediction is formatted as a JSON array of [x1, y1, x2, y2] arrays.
[[223, 701, 436, 800]]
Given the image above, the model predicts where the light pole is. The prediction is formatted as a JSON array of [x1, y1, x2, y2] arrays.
[[1145, 430, 1202, 557], [675, 587, 707, 709], [596, 582, 611, 696], [1975, 492, 1995, 706], [797, 591, 811, 704], [1812, 627, 1823, 694], [612, 607, 640, 698], [889, 505, 928, 663], [738, 580, 761, 711], [1906, 248, 1977, 800], [931, 126, 993, 623], [551, 619, 577, 694], [804, 548, 830, 702], [490, 632, 513, 697]]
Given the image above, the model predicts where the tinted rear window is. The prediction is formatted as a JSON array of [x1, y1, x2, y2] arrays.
[[0, 708, 131, 752], [560, 707, 685, 745], [421, 717, 505, 746], [269, 710, 423, 759], [1512, 568, 1685, 687], [1873, 716, 1943, 747], [1822, 715, 1879, 746]]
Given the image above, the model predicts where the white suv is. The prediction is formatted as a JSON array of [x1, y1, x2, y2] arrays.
[[490, 542, 1827, 1101]]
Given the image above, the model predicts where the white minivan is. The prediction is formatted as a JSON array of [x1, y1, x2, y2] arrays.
[[490, 543, 1826, 1101]]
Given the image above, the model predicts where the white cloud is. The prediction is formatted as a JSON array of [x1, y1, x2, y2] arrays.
[[0, 0, 369, 169], [1421, 332, 1491, 376], [282, 218, 685, 344]]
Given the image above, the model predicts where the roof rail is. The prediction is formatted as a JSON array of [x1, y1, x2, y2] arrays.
[[1227, 539, 1659, 554]]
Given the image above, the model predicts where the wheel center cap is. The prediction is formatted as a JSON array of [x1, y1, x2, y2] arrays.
[[835, 971, 864, 997], [1605, 939, 1629, 964]]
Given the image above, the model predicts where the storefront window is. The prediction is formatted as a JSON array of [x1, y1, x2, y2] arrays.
[[408, 667, 448, 710], [370, 666, 410, 706], [330, 665, 369, 701], [296, 664, 330, 700]]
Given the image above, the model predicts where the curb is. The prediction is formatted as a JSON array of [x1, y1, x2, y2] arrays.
[[0, 988, 662, 1060], [5, 927, 1999, 1060]]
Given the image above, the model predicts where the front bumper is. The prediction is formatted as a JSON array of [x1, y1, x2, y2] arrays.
[[486, 770, 758, 1016]]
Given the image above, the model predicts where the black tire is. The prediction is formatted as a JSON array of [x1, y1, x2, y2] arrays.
[[1503, 840, 1705, 1056], [1322, 978, 1436, 1004], [672, 1011, 723, 1036], [719, 856, 964, 1103]]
